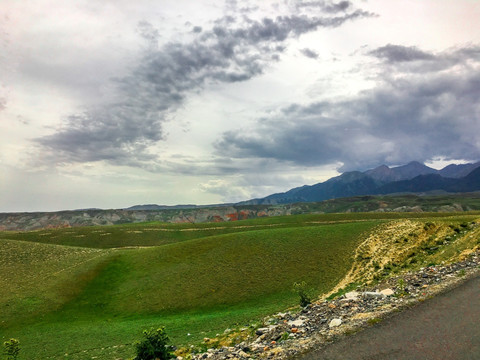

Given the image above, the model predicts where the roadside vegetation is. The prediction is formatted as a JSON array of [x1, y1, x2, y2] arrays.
[[1, 212, 479, 359]]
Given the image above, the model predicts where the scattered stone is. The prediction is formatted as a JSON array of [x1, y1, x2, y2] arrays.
[[344, 291, 359, 300], [329, 318, 342, 328], [237, 351, 248, 358], [255, 328, 268, 336], [288, 319, 305, 327], [380, 288, 394, 296], [362, 291, 386, 299], [270, 347, 285, 356]]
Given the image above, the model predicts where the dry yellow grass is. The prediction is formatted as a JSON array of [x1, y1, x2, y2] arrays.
[[328, 217, 480, 296]]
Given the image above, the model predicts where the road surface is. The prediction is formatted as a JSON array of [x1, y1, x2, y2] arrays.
[[300, 274, 480, 360]]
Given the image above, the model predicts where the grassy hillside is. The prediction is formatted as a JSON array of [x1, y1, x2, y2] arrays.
[[1, 212, 479, 359], [313, 194, 480, 213], [0, 216, 377, 360], [0, 240, 113, 327]]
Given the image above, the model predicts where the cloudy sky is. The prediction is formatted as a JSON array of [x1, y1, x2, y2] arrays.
[[1, 0, 480, 212]]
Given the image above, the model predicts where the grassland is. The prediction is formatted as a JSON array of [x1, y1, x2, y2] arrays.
[[1, 212, 469, 249], [1, 212, 479, 359]]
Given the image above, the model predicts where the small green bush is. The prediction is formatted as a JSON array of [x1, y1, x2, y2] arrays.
[[293, 281, 313, 307], [423, 222, 435, 231], [3, 338, 20, 360], [134, 327, 173, 360], [280, 332, 290, 342], [395, 278, 408, 297]]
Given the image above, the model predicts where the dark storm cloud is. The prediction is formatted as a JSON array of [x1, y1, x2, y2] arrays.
[[369, 44, 434, 62], [324, 1, 351, 13], [295, 1, 352, 13], [369, 44, 480, 73], [217, 44, 480, 171], [300, 48, 319, 59], [36, 1, 373, 168]]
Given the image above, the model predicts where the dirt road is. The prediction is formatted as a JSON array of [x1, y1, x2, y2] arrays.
[[300, 274, 480, 360]]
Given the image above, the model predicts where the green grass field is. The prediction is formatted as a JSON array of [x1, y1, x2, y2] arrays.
[[1, 212, 479, 359]]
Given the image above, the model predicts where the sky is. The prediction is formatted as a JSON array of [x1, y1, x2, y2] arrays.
[[1, 0, 480, 212]]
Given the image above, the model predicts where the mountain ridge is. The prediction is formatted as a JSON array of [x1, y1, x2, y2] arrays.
[[238, 161, 480, 205]]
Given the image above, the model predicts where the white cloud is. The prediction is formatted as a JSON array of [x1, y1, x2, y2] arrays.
[[1, 0, 479, 211]]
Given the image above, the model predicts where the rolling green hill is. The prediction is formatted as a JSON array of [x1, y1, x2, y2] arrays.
[[1, 212, 479, 359], [0, 240, 113, 327], [0, 215, 377, 359]]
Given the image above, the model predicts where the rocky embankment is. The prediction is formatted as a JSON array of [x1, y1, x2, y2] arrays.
[[2, 195, 479, 231], [0, 206, 294, 231], [184, 252, 480, 360]]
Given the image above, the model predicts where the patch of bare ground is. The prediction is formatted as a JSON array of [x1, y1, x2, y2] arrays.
[[330, 218, 480, 294]]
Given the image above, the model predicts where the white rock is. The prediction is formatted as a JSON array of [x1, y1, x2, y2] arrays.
[[329, 318, 342, 328], [288, 319, 306, 327], [237, 351, 248, 358], [362, 291, 386, 299], [255, 327, 269, 335], [344, 291, 359, 300], [380, 288, 395, 296]]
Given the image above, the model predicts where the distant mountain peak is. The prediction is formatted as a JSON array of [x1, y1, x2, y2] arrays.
[[364, 161, 435, 183], [237, 160, 480, 206], [365, 164, 394, 182], [439, 161, 480, 178], [397, 161, 434, 170], [407, 160, 424, 165]]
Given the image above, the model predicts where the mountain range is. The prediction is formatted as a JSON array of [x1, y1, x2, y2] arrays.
[[238, 161, 480, 205]]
